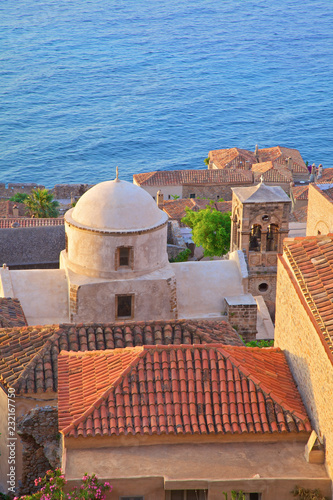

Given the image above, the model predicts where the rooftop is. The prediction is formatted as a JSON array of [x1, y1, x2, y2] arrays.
[[58, 345, 311, 438], [251, 161, 293, 183], [0, 298, 27, 327], [0, 319, 243, 394], [133, 169, 253, 186], [283, 234, 333, 358], [232, 182, 291, 204], [162, 199, 232, 222]]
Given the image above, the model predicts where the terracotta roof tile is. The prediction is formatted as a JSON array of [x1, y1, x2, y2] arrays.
[[292, 185, 309, 201], [283, 234, 333, 356], [163, 199, 232, 222], [58, 345, 311, 438], [258, 146, 308, 174], [208, 148, 256, 169], [0, 320, 242, 394], [0, 217, 64, 228], [133, 169, 253, 186], [316, 169, 333, 184], [0, 298, 27, 328], [251, 161, 293, 183], [289, 206, 308, 223]]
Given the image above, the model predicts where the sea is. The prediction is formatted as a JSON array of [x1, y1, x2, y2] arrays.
[[0, 0, 332, 187]]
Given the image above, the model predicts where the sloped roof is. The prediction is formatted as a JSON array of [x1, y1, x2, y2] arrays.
[[232, 182, 291, 204], [0, 320, 243, 394], [258, 146, 308, 174], [0, 218, 64, 229], [0, 298, 27, 328], [133, 169, 253, 186], [208, 148, 256, 169], [251, 161, 293, 183], [58, 345, 311, 438], [0, 201, 26, 218], [283, 234, 333, 358], [292, 185, 309, 200], [163, 199, 232, 221], [289, 206, 308, 223], [317, 168, 333, 184]]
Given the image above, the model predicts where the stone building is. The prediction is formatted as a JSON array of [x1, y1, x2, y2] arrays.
[[133, 169, 253, 201], [230, 181, 291, 310], [0, 320, 243, 493], [0, 176, 258, 337], [306, 184, 333, 236], [58, 345, 330, 500], [275, 234, 333, 484], [208, 145, 309, 182]]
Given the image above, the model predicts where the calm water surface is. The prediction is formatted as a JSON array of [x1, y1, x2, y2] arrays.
[[0, 0, 332, 186]]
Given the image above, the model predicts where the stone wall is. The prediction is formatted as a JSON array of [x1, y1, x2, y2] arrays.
[[275, 257, 333, 480], [16, 406, 61, 496], [224, 298, 257, 341], [182, 183, 253, 202], [0, 183, 45, 199], [306, 184, 333, 236]]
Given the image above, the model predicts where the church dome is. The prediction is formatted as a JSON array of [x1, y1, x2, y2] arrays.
[[70, 178, 167, 232]]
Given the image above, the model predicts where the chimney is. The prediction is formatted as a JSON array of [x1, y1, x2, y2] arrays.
[[157, 190, 164, 208], [286, 157, 293, 171], [255, 144, 260, 163], [12, 204, 19, 217], [317, 164, 323, 179]]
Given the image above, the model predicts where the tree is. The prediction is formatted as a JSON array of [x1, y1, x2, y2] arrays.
[[181, 202, 231, 257], [9, 193, 29, 203], [24, 188, 60, 218]]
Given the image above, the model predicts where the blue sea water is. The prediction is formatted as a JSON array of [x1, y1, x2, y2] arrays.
[[0, 0, 332, 187]]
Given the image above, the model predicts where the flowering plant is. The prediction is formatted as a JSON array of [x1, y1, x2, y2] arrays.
[[14, 468, 112, 500]]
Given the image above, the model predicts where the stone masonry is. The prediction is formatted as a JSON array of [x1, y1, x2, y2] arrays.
[[16, 406, 61, 496]]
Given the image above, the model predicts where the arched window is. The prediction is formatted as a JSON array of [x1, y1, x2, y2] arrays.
[[267, 224, 279, 251], [249, 224, 261, 252]]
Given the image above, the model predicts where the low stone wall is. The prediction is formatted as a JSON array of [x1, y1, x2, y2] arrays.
[[16, 406, 60, 496], [0, 183, 45, 199]]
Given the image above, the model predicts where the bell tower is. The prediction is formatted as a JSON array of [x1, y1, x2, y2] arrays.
[[230, 180, 291, 308]]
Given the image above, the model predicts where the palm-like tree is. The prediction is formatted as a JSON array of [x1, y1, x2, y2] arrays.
[[24, 188, 60, 218]]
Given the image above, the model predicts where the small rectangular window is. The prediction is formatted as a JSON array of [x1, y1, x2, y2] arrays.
[[189, 193, 195, 199], [170, 491, 207, 500], [116, 247, 133, 269], [116, 294, 134, 319]]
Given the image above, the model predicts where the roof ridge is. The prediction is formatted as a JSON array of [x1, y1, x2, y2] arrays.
[[60, 347, 144, 435], [217, 346, 309, 421]]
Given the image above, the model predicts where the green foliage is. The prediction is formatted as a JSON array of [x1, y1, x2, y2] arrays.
[[181, 203, 231, 257], [13, 468, 112, 500], [245, 339, 274, 348], [171, 194, 180, 200], [0, 492, 11, 500], [291, 485, 328, 500], [169, 248, 191, 263], [9, 193, 29, 203], [24, 188, 59, 218], [204, 157, 209, 165], [222, 491, 245, 500]]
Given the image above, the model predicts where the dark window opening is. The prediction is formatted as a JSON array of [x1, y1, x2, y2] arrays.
[[117, 295, 133, 318], [189, 193, 195, 199], [266, 223, 279, 252], [258, 282, 268, 293], [249, 224, 261, 251], [119, 247, 130, 266], [262, 214, 269, 222]]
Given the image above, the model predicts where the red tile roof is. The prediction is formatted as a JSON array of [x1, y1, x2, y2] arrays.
[[0, 218, 64, 229], [258, 146, 308, 174], [133, 169, 253, 186], [292, 185, 309, 200], [208, 148, 256, 169], [289, 206, 308, 223], [58, 345, 311, 438], [283, 234, 333, 357], [0, 298, 27, 328], [251, 161, 293, 183], [163, 199, 232, 222], [0, 320, 243, 394], [317, 168, 333, 184]]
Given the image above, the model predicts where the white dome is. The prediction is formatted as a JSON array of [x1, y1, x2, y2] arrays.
[[70, 179, 167, 232]]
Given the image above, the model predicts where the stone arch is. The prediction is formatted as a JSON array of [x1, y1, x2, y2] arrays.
[[249, 224, 261, 251], [314, 221, 329, 236], [267, 223, 279, 251]]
